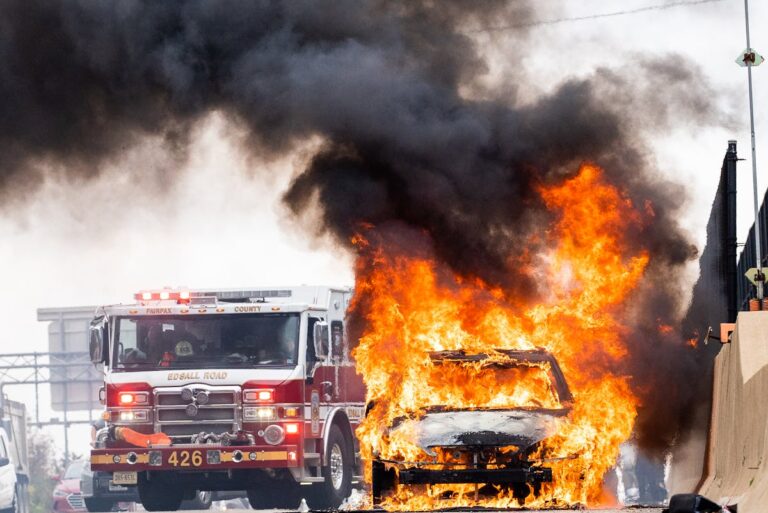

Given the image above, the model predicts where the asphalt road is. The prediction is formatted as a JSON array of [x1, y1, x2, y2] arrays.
[[192, 509, 664, 513]]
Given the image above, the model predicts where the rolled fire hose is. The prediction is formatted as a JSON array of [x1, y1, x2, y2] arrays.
[[114, 426, 171, 448]]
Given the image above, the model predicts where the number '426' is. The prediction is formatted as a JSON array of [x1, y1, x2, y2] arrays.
[[167, 450, 203, 467]]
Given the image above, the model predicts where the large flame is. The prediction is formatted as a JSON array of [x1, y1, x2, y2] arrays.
[[352, 163, 649, 509]]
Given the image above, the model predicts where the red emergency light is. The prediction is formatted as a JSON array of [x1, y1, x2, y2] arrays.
[[135, 289, 192, 304], [243, 389, 274, 403], [106, 383, 152, 407]]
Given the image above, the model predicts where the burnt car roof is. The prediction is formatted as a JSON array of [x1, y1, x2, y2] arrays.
[[427, 347, 574, 406]]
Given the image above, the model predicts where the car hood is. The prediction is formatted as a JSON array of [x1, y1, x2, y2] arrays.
[[390, 409, 567, 455], [56, 479, 81, 494]]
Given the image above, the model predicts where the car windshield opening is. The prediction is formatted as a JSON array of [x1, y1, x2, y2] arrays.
[[113, 313, 300, 370], [64, 460, 85, 479], [424, 359, 562, 410]]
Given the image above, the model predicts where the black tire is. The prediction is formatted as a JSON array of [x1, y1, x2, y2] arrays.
[[312, 425, 352, 509], [84, 497, 115, 512], [2, 490, 16, 513], [246, 479, 300, 509], [138, 474, 183, 512], [512, 483, 530, 505], [371, 459, 396, 506], [180, 490, 212, 510]]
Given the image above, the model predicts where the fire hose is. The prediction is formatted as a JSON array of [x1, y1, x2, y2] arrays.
[[111, 426, 172, 448]]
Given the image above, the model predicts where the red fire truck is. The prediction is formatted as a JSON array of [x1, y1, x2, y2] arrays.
[[88, 286, 365, 511]]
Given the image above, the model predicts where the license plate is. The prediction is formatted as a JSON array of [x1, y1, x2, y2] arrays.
[[111, 471, 137, 485]]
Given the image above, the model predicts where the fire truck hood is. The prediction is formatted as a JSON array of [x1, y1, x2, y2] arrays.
[[391, 409, 568, 455]]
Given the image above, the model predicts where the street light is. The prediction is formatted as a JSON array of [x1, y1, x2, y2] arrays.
[[737, 0, 765, 300]]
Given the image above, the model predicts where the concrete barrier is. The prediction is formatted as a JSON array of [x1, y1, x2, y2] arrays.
[[697, 311, 768, 511]]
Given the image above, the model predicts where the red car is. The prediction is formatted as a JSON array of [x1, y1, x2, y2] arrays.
[[53, 460, 86, 513]]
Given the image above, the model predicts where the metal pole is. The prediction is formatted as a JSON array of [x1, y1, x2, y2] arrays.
[[726, 141, 739, 321], [744, 0, 764, 299], [59, 314, 70, 465], [33, 353, 39, 425]]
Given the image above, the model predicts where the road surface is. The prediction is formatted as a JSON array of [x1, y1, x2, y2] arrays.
[[204, 507, 662, 513]]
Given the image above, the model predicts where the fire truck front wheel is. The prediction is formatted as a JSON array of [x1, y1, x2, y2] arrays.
[[138, 474, 183, 512], [246, 479, 299, 509], [180, 490, 212, 510], [313, 424, 353, 509], [83, 497, 114, 512]]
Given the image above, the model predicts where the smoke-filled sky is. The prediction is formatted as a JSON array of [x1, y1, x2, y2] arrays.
[[1, 0, 766, 455]]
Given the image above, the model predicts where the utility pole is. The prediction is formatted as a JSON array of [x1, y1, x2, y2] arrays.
[[738, 0, 765, 299]]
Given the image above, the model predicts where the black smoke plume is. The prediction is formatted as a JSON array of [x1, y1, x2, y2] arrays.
[[1, 0, 720, 453]]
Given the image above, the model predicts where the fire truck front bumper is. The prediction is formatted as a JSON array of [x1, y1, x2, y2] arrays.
[[91, 444, 300, 472]]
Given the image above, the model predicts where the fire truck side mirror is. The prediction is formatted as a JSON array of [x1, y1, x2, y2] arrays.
[[89, 316, 108, 364], [313, 321, 330, 361]]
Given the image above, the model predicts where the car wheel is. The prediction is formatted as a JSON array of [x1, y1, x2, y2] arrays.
[[138, 474, 183, 512], [3, 490, 16, 513], [512, 483, 530, 505], [84, 497, 115, 512], [180, 490, 212, 510], [311, 425, 352, 509], [371, 459, 396, 506]]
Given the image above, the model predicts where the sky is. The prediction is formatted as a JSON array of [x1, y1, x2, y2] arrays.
[[1, 0, 766, 456]]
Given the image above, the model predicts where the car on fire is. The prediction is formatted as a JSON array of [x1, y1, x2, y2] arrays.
[[371, 348, 573, 506]]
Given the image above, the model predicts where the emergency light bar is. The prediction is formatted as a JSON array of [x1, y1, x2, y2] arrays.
[[134, 288, 293, 304], [213, 289, 292, 300], [134, 290, 192, 303]]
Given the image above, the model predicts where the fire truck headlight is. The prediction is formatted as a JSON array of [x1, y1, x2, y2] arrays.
[[244, 407, 277, 421], [263, 425, 285, 445], [118, 409, 149, 423]]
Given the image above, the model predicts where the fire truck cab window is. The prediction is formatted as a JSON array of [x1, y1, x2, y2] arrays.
[[113, 313, 300, 370], [306, 317, 319, 366], [331, 321, 344, 362]]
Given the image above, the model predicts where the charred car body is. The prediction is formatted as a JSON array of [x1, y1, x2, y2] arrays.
[[371, 348, 573, 505]]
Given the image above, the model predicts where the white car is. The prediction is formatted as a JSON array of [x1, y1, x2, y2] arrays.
[[0, 428, 18, 513]]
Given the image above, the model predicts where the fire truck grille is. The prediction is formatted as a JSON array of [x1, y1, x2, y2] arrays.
[[158, 407, 234, 422], [157, 423, 235, 438], [157, 391, 235, 406], [155, 386, 240, 439]]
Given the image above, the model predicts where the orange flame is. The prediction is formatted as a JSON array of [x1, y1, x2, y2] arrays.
[[686, 328, 700, 348], [352, 163, 647, 509]]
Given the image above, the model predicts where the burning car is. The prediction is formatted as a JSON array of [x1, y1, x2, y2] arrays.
[[371, 348, 573, 506]]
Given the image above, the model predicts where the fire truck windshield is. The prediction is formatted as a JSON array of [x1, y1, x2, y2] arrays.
[[112, 313, 300, 370]]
